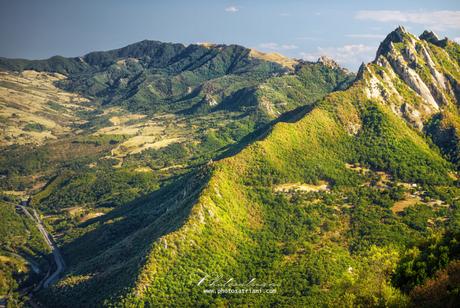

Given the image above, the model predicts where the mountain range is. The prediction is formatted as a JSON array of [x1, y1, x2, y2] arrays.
[[0, 26, 459, 307]]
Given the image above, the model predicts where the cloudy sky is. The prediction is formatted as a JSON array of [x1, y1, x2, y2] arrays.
[[1, 0, 459, 70]]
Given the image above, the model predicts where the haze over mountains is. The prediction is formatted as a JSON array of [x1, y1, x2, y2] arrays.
[[1, 26, 460, 307]]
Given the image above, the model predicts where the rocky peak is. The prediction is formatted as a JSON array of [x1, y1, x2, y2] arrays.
[[419, 30, 448, 47], [393, 25, 409, 37], [420, 30, 439, 42], [356, 62, 368, 79], [317, 56, 340, 69], [376, 26, 412, 58], [359, 27, 460, 133]]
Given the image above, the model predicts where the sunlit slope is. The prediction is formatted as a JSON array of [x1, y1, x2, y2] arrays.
[[120, 76, 455, 305], [0, 70, 91, 146], [122, 28, 460, 306], [361, 26, 460, 166], [40, 28, 460, 306]]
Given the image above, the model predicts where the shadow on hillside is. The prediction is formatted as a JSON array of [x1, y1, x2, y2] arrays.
[[37, 99, 315, 307], [217, 104, 315, 160], [37, 167, 211, 307]]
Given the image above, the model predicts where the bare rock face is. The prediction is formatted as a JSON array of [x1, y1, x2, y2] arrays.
[[420, 45, 447, 90], [317, 56, 340, 69], [360, 27, 460, 134], [389, 51, 439, 110], [381, 35, 440, 111], [401, 102, 424, 130], [204, 94, 218, 107], [364, 28, 460, 167], [364, 74, 384, 101]]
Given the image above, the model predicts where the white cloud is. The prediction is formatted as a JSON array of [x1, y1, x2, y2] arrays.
[[454, 37, 460, 43], [225, 6, 239, 13], [280, 12, 290, 17], [355, 10, 460, 31], [346, 34, 385, 39], [259, 43, 298, 51], [300, 44, 376, 70]]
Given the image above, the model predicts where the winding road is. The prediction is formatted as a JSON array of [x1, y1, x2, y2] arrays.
[[19, 203, 65, 288]]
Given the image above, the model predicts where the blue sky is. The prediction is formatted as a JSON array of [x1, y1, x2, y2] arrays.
[[1, 0, 459, 70]]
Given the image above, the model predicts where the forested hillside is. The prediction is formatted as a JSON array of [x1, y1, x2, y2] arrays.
[[27, 28, 460, 307], [0, 39, 355, 306]]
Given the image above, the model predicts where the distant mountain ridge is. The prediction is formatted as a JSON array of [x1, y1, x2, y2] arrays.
[[0, 40, 354, 118]]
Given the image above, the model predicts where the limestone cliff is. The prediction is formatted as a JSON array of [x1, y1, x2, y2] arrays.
[[358, 26, 460, 165]]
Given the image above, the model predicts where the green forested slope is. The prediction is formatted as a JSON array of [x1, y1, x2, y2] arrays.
[[0, 40, 354, 305], [36, 28, 460, 307], [122, 84, 457, 307], [0, 201, 50, 306], [1, 27, 459, 307], [0, 40, 353, 117]]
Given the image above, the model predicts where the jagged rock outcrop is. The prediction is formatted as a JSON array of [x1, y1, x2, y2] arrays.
[[203, 94, 218, 107], [419, 30, 448, 48], [376, 26, 413, 58], [361, 27, 460, 133], [358, 27, 460, 166], [318, 55, 341, 69]]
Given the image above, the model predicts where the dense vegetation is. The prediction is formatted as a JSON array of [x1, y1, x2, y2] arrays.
[[0, 40, 354, 118], [0, 202, 50, 306], [108, 76, 459, 306], [1, 28, 460, 307], [0, 38, 355, 306]]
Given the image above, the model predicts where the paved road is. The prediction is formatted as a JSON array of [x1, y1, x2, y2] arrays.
[[19, 205, 65, 288]]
